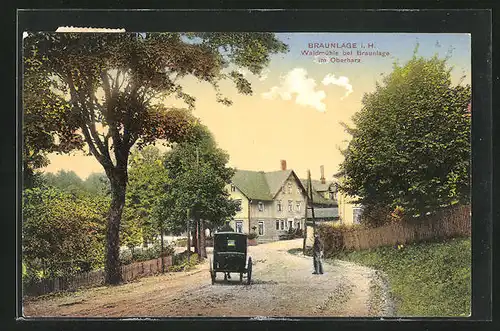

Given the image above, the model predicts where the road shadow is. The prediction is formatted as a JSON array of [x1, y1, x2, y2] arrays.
[[211, 277, 278, 286]]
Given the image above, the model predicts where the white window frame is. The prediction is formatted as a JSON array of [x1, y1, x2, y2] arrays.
[[275, 220, 280, 230], [231, 185, 236, 192], [288, 200, 293, 212], [258, 201, 264, 212], [296, 201, 301, 212], [280, 220, 285, 230], [258, 221, 265, 236], [277, 200, 282, 212], [288, 220, 293, 230], [287, 182, 292, 194], [235, 221, 243, 233]]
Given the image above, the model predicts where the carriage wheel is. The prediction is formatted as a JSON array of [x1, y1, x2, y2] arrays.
[[247, 257, 252, 285]]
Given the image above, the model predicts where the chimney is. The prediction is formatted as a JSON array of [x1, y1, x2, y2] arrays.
[[320, 165, 325, 184], [280, 160, 287, 171]]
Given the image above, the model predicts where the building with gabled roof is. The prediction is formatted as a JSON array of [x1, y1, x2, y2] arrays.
[[225, 160, 339, 242]]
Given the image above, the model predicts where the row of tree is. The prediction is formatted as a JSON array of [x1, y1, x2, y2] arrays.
[[22, 32, 288, 284], [22, 124, 239, 280], [338, 49, 471, 225]]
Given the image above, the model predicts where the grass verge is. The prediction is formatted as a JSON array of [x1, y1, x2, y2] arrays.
[[333, 237, 471, 317]]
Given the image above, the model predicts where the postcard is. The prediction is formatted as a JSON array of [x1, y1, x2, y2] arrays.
[[21, 29, 473, 318]]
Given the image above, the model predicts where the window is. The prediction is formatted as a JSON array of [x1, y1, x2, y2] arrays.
[[288, 200, 293, 212], [235, 221, 243, 233], [280, 220, 284, 230], [277, 200, 282, 212], [258, 202, 264, 212], [353, 207, 363, 224], [276, 220, 280, 230], [297, 187, 301, 195], [235, 199, 242, 211], [297, 221, 301, 230], [230, 185, 236, 192], [296, 201, 301, 212], [329, 192, 334, 200], [288, 220, 293, 229], [258, 221, 265, 236], [288, 182, 292, 194]]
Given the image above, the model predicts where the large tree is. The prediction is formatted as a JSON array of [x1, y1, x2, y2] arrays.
[[126, 146, 170, 246], [23, 32, 288, 284], [158, 124, 239, 258], [338, 53, 471, 218]]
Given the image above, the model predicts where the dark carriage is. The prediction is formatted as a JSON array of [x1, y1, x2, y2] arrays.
[[210, 232, 252, 284]]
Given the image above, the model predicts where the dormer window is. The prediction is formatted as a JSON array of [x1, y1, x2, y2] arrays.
[[258, 202, 264, 212]]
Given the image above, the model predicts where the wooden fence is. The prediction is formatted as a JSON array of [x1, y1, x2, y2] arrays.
[[342, 205, 471, 251], [23, 256, 173, 297]]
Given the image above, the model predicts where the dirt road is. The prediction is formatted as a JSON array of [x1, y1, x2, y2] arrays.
[[23, 239, 395, 318]]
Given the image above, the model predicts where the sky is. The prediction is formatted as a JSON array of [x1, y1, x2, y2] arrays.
[[41, 33, 471, 181]]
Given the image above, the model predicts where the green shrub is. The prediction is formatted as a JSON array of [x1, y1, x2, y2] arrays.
[[170, 252, 200, 272]]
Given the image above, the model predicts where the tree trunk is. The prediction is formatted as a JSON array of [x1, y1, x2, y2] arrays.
[[104, 169, 127, 285], [160, 227, 165, 273], [186, 210, 191, 254], [197, 219, 202, 258], [200, 221, 207, 258], [193, 219, 199, 254]]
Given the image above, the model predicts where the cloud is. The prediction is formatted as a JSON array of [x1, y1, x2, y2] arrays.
[[258, 68, 270, 81], [262, 68, 327, 112], [321, 74, 353, 100]]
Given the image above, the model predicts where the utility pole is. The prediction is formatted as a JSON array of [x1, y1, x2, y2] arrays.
[[307, 170, 316, 238]]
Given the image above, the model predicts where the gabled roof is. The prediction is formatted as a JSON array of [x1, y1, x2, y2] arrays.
[[231, 170, 272, 201], [264, 170, 294, 198], [300, 179, 336, 193], [231, 169, 306, 201], [299, 178, 338, 206]]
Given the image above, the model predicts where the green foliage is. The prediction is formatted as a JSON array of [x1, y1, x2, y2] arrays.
[[170, 252, 200, 272], [338, 54, 471, 217], [155, 124, 239, 234], [126, 146, 170, 244], [337, 237, 471, 316], [22, 187, 108, 278], [119, 241, 175, 266], [23, 32, 288, 283], [83, 173, 111, 196]]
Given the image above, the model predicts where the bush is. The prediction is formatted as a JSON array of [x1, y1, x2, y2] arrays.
[[279, 227, 303, 240], [119, 241, 175, 265], [170, 252, 200, 272], [316, 223, 363, 257]]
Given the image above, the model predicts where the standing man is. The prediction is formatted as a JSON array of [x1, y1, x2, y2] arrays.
[[312, 234, 324, 274]]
